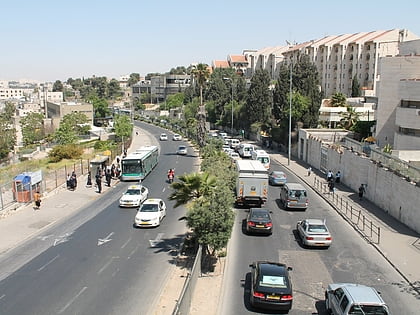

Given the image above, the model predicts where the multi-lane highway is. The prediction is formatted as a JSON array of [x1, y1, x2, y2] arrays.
[[0, 122, 197, 315], [219, 158, 419, 314]]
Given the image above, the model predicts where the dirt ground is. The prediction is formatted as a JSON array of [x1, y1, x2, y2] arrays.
[[153, 254, 225, 315]]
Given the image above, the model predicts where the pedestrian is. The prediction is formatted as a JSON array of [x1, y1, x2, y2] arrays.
[[335, 171, 341, 184], [307, 167, 312, 177], [96, 172, 102, 193], [34, 190, 41, 210], [327, 170, 333, 182], [136, 131, 138, 136], [66, 173, 71, 189], [86, 171, 92, 188], [71, 171, 77, 189], [111, 164, 116, 178], [328, 181, 335, 194], [358, 184, 365, 200], [105, 169, 112, 187]]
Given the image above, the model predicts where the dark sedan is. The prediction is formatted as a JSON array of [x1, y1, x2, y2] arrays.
[[246, 208, 273, 235], [249, 261, 293, 312]]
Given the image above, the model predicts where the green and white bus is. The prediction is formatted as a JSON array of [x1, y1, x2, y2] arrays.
[[121, 145, 159, 181]]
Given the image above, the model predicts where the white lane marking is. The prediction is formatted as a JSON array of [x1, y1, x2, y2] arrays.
[[149, 233, 165, 248], [58, 286, 87, 314], [97, 232, 114, 246], [37, 254, 60, 272], [37, 234, 54, 241], [54, 232, 73, 246], [121, 237, 131, 249], [0, 294, 5, 300], [127, 244, 140, 260], [97, 257, 116, 275]]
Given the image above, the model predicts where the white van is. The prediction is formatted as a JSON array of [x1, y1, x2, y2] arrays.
[[229, 138, 241, 150], [251, 150, 270, 169], [238, 143, 255, 158]]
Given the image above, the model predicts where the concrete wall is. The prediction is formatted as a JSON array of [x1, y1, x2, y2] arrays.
[[301, 132, 420, 233]]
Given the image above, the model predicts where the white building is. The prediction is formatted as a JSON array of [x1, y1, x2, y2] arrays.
[[374, 39, 420, 150]]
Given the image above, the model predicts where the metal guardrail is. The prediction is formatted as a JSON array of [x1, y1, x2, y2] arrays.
[[172, 245, 202, 315], [313, 178, 381, 244]]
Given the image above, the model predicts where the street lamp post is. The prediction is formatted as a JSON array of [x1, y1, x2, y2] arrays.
[[288, 62, 293, 166]]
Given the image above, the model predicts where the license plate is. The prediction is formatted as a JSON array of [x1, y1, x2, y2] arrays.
[[140, 222, 150, 225], [267, 295, 280, 300], [256, 225, 265, 228]]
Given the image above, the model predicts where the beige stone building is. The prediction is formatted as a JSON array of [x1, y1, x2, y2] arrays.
[[46, 101, 93, 130]]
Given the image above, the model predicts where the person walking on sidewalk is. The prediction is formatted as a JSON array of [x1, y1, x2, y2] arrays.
[[307, 167, 312, 177], [327, 170, 333, 182], [358, 184, 366, 200], [34, 190, 41, 210], [328, 181, 335, 194], [96, 171, 102, 193], [335, 171, 341, 184], [86, 171, 92, 188]]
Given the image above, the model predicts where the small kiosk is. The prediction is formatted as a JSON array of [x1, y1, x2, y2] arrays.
[[13, 170, 43, 203]]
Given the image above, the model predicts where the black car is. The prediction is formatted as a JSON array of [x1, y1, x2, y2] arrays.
[[249, 261, 293, 312], [246, 208, 273, 235]]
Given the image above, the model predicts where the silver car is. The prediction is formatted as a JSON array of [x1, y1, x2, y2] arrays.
[[296, 218, 332, 248], [176, 145, 188, 155]]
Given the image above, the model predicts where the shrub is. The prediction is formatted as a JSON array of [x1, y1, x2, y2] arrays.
[[48, 144, 83, 162]]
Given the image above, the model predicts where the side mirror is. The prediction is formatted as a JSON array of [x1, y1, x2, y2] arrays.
[[249, 263, 255, 268], [287, 266, 293, 271]]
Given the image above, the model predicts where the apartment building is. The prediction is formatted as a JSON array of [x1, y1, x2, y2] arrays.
[[374, 39, 420, 150], [244, 46, 288, 80], [46, 101, 93, 130], [245, 29, 419, 98]]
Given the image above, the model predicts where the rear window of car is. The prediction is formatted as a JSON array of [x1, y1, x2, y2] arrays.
[[349, 305, 388, 315], [289, 190, 307, 198], [260, 275, 287, 288], [308, 224, 328, 233]]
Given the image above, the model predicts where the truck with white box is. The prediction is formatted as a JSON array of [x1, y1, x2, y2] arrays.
[[235, 160, 268, 207]]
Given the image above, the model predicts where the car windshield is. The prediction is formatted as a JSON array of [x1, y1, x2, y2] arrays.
[[125, 189, 140, 195], [349, 305, 388, 315], [140, 204, 158, 212], [259, 275, 287, 288], [308, 224, 328, 233]]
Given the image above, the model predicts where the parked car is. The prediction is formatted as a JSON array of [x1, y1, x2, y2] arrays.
[[296, 218, 332, 248], [269, 171, 287, 186], [249, 261, 293, 312], [119, 185, 149, 208], [134, 198, 167, 227], [246, 208, 273, 235], [159, 133, 168, 141], [172, 133, 182, 141], [176, 145, 188, 155], [325, 283, 390, 315]]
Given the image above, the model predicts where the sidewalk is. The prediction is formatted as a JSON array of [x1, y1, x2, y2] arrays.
[[268, 149, 420, 292]]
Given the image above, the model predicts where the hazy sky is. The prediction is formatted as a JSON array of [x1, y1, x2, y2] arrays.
[[2, 0, 420, 82]]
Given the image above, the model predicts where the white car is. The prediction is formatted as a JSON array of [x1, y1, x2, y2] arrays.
[[229, 152, 241, 161], [159, 133, 168, 141], [296, 218, 332, 248], [172, 133, 182, 141], [177, 145, 188, 155], [134, 198, 167, 227], [119, 185, 149, 208]]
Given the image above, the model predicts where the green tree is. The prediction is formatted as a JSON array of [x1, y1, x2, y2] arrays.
[[108, 79, 122, 99], [114, 114, 132, 140], [88, 95, 111, 118], [53, 122, 78, 145], [3, 101, 16, 120], [339, 106, 360, 130], [169, 172, 217, 208], [331, 92, 347, 107], [351, 75, 361, 97], [0, 118, 16, 159], [61, 112, 90, 135], [127, 73, 140, 86], [165, 93, 185, 109], [20, 112, 45, 145], [244, 69, 272, 128], [191, 63, 211, 147], [53, 80, 64, 92], [168, 66, 187, 75]]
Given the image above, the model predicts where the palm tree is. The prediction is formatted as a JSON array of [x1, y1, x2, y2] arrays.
[[339, 106, 360, 130], [191, 63, 210, 147], [169, 172, 217, 208], [331, 92, 347, 107]]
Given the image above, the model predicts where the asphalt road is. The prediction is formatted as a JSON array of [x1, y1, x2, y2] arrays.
[[219, 159, 419, 315], [0, 122, 198, 315]]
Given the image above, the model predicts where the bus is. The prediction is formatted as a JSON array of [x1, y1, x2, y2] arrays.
[[121, 145, 159, 181]]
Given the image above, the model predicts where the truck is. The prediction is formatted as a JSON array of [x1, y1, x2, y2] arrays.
[[235, 160, 268, 207]]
